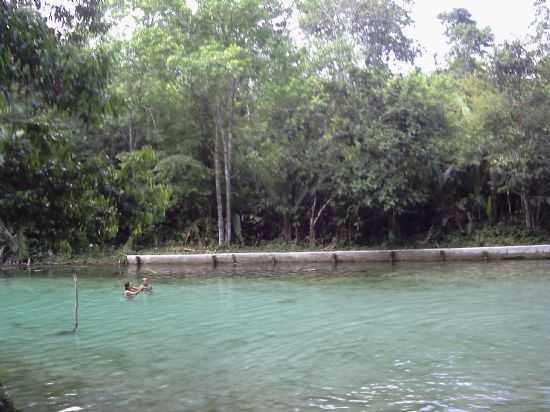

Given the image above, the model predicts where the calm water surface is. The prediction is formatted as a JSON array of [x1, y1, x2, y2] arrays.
[[1, 261, 549, 412]]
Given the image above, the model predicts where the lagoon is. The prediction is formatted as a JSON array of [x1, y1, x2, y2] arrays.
[[1, 262, 550, 411]]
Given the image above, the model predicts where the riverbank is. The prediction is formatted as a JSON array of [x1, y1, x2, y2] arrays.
[[3, 224, 548, 268]]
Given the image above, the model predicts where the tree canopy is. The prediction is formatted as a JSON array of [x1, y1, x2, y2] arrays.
[[2, 0, 550, 261]]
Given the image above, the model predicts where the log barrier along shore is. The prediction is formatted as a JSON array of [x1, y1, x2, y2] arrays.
[[127, 245, 550, 266]]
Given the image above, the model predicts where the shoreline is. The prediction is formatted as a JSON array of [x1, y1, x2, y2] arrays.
[[4, 240, 550, 269]]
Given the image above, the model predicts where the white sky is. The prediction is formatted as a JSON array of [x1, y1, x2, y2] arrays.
[[410, 0, 537, 71]]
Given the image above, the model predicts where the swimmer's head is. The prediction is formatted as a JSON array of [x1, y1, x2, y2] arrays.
[[124, 282, 131, 290], [142, 277, 148, 284]]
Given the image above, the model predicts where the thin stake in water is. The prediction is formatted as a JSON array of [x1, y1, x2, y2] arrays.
[[73, 273, 79, 332]]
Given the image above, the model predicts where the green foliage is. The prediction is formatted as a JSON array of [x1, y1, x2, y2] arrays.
[[116, 146, 172, 248], [299, 0, 418, 68], [3, 0, 550, 258], [336, 71, 453, 214], [0, 2, 113, 256], [0, 126, 120, 255], [438, 8, 494, 74], [442, 223, 548, 248], [0, 3, 113, 122]]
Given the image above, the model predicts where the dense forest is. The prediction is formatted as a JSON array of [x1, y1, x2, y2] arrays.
[[2, 0, 550, 261]]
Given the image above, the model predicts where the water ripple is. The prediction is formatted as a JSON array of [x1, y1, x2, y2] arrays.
[[1, 263, 550, 411]]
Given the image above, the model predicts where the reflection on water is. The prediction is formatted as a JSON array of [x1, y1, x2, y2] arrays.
[[1, 261, 550, 411]]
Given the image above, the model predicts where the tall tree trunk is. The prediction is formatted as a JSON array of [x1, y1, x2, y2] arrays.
[[128, 112, 133, 151], [145, 107, 150, 143], [489, 170, 497, 224], [223, 127, 232, 245], [506, 190, 512, 220], [223, 80, 237, 246], [309, 196, 317, 247], [214, 118, 225, 246], [388, 208, 399, 243], [0, 219, 17, 263], [521, 190, 533, 231], [534, 197, 542, 230], [308, 195, 331, 247], [308, 224, 316, 248], [280, 214, 291, 241]]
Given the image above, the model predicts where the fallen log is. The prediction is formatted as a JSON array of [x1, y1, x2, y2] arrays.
[[127, 245, 550, 266]]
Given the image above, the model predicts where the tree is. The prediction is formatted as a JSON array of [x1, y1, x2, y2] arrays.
[[161, 0, 290, 246], [489, 40, 550, 230], [438, 8, 494, 75], [340, 71, 456, 241], [532, 0, 550, 55], [0, 0, 115, 259], [115, 146, 172, 248], [180, 43, 252, 245], [244, 70, 338, 245], [299, 0, 418, 69]]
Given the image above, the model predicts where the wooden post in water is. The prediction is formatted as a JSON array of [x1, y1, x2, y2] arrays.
[[73, 273, 79, 332]]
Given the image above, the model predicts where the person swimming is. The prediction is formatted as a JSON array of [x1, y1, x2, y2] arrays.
[[140, 277, 153, 292], [123, 281, 144, 297]]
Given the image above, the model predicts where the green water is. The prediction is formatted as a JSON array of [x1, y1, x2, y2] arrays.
[[1, 262, 550, 412]]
